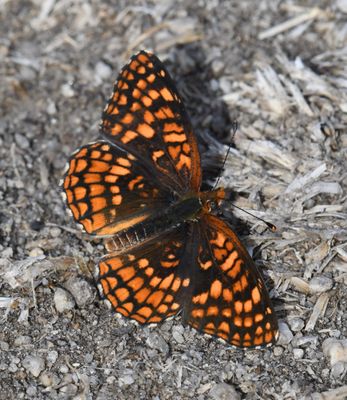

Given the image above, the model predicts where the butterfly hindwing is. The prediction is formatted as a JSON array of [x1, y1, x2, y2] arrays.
[[182, 215, 278, 348], [101, 51, 202, 193], [98, 224, 191, 324]]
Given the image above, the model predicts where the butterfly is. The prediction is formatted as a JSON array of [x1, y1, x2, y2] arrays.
[[61, 51, 278, 348]]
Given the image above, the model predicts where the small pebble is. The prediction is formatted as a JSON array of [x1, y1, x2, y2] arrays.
[[15, 133, 30, 150], [0, 341, 9, 351], [14, 335, 32, 347], [95, 61, 112, 81], [292, 336, 318, 347], [29, 247, 44, 257], [22, 355, 45, 378], [288, 317, 305, 332], [0, 362, 7, 371], [322, 338, 347, 366], [59, 383, 78, 396], [106, 375, 116, 384], [49, 227, 61, 238], [277, 321, 293, 345], [54, 287, 75, 313], [209, 383, 241, 400], [39, 371, 59, 387], [293, 348, 304, 359], [46, 100, 57, 115], [1, 247, 13, 258], [336, 0, 347, 13], [172, 326, 185, 344], [46, 350, 59, 367], [26, 385, 37, 397], [273, 346, 284, 356], [11, 356, 20, 365], [9, 363, 18, 373], [64, 277, 94, 307], [84, 353, 93, 363], [146, 332, 169, 355], [309, 276, 333, 293], [211, 59, 225, 76], [61, 83, 75, 98], [331, 361, 346, 378], [118, 369, 135, 387], [219, 76, 232, 95], [59, 364, 69, 374]]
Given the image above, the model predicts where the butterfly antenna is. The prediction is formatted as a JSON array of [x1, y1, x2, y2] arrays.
[[213, 121, 238, 190], [229, 202, 277, 232]]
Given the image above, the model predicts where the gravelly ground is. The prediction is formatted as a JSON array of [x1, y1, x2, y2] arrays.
[[1, 1, 347, 399]]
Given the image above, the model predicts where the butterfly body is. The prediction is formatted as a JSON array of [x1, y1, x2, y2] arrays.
[[62, 51, 278, 348]]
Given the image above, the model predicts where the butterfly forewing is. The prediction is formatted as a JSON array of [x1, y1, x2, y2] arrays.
[[62, 141, 172, 236], [101, 51, 201, 193]]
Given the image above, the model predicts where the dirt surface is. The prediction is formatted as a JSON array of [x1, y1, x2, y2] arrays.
[[1, 1, 347, 399]]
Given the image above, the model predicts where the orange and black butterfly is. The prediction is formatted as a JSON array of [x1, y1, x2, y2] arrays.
[[61, 51, 278, 348]]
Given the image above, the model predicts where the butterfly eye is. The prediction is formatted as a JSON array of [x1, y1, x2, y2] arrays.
[[205, 200, 212, 212]]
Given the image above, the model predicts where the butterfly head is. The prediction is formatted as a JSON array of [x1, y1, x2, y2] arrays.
[[200, 187, 225, 213]]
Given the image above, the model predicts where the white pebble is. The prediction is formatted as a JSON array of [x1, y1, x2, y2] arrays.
[[336, 0, 347, 13], [277, 321, 293, 345], [309, 277, 333, 293], [118, 369, 135, 387], [49, 227, 61, 238], [322, 338, 347, 366], [29, 247, 44, 257], [172, 326, 185, 344], [331, 361, 346, 378], [61, 83, 75, 98], [288, 317, 305, 332], [64, 277, 94, 307], [22, 355, 45, 377], [40, 371, 55, 387], [14, 335, 32, 347], [59, 364, 69, 374], [273, 346, 284, 356], [146, 332, 169, 354], [46, 350, 59, 366], [293, 348, 304, 359], [95, 61, 112, 81], [209, 383, 241, 400], [54, 288, 75, 313], [26, 386, 37, 397]]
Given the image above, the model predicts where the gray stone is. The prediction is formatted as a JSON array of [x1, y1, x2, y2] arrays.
[[64, 277, 94, 307], [22, 355, 45, 378], [54, 287, 75, 313], [309, 277, 333, 293], [210, 383, 241, 400]]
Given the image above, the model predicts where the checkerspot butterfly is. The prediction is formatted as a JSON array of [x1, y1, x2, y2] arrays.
[[62, 51, 278, 348]]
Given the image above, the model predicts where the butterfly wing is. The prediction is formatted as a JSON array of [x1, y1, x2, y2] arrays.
[[182, 214, 278, 348], [62, 141, 173, 236], [97, 224, 194, 323], [101, 51, 201, 193]]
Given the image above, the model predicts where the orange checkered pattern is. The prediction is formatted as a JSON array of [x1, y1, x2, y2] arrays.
[[62, 51, 278, 348]]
